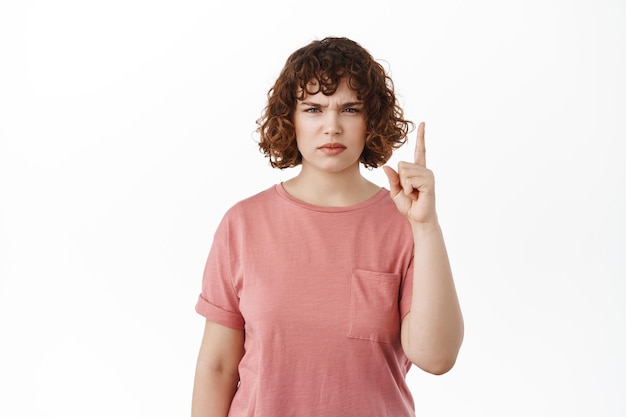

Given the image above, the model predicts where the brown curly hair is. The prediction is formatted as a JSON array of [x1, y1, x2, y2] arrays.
[[257, 37, 413, 169]]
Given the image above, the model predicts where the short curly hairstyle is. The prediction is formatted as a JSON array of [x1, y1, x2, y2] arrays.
[[257, 37, 413, 169]]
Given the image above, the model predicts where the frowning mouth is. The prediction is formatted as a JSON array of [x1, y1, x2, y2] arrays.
[[319, 143, 346, 149], [319, 143, 347, 155]]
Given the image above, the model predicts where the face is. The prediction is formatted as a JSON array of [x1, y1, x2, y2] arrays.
[[293, 78, 367, 174]]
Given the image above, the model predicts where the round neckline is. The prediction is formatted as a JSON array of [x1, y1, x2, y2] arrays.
[[274, 182, 388, 213]]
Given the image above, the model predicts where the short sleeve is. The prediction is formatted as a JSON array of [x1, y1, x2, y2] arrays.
[[399, 255, 414, 320], [195, 213, 245, 330]]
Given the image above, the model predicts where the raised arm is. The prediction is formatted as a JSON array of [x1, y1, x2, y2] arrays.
[[192, 320, 245, 417], [383, 122, 464, 375]]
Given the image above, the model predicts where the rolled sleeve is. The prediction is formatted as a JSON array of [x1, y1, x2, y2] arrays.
[[195, 294, 245, 329]]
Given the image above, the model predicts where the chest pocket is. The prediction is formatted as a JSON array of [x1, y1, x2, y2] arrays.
[[347, 268, 401, 343]]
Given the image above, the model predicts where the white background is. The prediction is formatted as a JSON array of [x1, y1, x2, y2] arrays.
[[1, 0, 624, 416]]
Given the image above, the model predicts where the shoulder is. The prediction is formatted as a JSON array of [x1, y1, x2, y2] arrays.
[[371, 188, 406, 216], [208, 186, 277, 240], [367, 188, 413, 231], [217, 184, 283, 226], [227, 185, 280, 213], [376, 188, 396, 208]]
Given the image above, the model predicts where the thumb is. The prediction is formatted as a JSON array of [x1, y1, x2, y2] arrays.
[[382, 166, 401, 195]]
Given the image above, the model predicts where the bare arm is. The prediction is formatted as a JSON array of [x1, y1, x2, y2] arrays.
[[400, 222, 463, 374], [384, 122, 464, 375], [192, 320, 245, 417]]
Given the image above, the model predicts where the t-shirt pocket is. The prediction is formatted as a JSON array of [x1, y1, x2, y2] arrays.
[[347, 268, 401, 343]]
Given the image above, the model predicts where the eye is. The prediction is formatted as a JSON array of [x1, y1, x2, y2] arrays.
[[304, 107, 321, 113], [343, 107, 361, 114]]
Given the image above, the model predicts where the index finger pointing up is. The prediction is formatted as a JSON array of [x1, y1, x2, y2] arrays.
[[414, 121, 426, 167]]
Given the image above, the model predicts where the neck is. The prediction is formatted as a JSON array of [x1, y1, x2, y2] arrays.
[[283, 163, 380, 207]]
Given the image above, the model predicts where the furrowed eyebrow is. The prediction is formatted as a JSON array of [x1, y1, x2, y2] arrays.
[[298, 101, 364, 108]]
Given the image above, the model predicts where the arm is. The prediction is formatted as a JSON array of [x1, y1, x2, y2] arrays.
[[400, 221, 463, 374], [383, 122, 464, 375], [192, 320, 245, 417]]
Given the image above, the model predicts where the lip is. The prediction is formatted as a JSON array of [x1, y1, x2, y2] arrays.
[[319, 143, 346, 156], [319, 143, 346, 149]]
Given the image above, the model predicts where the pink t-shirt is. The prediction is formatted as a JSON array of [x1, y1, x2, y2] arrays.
[[196, 184, 416, 416]]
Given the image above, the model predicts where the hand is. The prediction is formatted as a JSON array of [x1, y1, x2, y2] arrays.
[[383, 122, 438, 225]]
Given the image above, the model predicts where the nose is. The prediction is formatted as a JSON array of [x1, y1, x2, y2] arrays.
[[324, 113, 342, 135]]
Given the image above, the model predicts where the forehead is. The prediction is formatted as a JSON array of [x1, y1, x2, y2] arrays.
[[297, 78, 358, 101]]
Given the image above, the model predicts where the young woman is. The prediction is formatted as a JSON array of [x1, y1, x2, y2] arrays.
[[192, 37, 463, 417]]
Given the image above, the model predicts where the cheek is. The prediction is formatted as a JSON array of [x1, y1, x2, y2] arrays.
[[294, 118, 320, 142], [293, 125, 305, 148], [350, 116, 366, 131], [351, 121, 367, 142], [293, 123, 310, 150]]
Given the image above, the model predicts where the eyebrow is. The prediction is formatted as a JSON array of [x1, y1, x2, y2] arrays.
[[299, 101, 364, 108]]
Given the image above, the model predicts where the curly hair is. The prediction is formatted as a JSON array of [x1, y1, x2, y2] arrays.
[[257, 37, 413, 169]]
